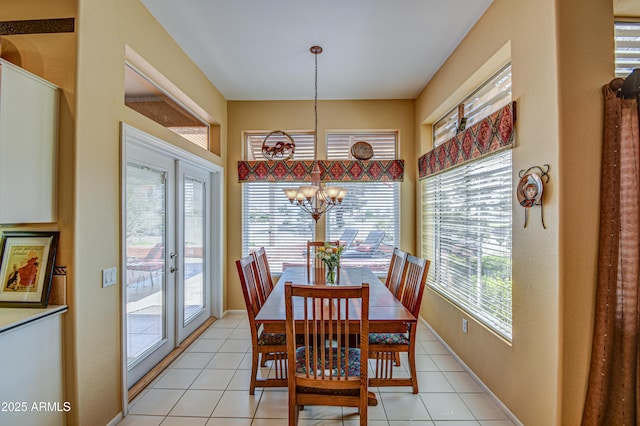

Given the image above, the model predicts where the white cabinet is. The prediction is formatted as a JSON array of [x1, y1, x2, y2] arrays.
[[0, 59, 59, 224], [0, 306, 67, 426]]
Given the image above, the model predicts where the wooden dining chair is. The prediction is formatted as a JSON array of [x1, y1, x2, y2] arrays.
[[306, 240, 340, 270], [236, 254, 288, 394], [369, 255, 430, 393], [380, 247, 409, 367], [285, 282, 370, 426], [252, 246, 274, 305], [306, 240, 340, 282], [385, 247, 409, 298]]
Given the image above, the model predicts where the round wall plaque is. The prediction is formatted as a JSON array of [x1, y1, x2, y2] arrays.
[[351, 141, 374, 160]]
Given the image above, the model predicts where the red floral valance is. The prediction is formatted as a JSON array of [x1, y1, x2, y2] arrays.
[[418, 102, 516, 179], [238, 160, 404, 183]]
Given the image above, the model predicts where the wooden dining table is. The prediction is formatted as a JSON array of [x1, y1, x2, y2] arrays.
[[255, 266, 416, 334]]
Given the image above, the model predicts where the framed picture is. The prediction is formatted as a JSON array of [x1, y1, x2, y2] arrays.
[[0, 231, 59, 308]]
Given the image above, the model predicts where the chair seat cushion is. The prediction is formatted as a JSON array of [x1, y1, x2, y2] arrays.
[[295, 346, 361, 376], [257, 332, 286, 346], [369, 333, 410, 345]]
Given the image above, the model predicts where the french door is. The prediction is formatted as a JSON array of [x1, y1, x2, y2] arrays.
[[122, 125, 219, 389], [176, 162, 211, 342]]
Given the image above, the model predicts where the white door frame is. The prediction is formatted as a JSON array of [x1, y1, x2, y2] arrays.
[[120, 123, 224, 412]]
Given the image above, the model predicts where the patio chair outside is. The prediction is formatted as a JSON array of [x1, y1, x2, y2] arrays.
[[341, 230, 386, 258], [338, 227, 359, 250]]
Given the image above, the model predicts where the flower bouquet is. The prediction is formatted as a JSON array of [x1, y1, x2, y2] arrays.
[[316, 242, 344, 284]]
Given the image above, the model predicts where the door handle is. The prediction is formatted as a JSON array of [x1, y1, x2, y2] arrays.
[[170, 266, 178, 273]]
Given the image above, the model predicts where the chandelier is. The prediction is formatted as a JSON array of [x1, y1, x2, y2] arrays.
[[283, 46, 347, 222]]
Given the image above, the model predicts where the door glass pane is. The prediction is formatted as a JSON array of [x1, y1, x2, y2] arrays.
[[125, 163, 166, 366], [184, 177, 205, 324]]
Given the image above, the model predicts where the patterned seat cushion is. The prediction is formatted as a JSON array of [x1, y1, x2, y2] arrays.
[[295, 346, 361, 376], [257, 332, 286, 346], [369, 333, 410, 345]]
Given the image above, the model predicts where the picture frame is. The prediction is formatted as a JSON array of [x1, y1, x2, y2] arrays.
[[0, 231, 59, 308]]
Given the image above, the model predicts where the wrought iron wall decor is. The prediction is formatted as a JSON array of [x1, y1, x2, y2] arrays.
[[261, 130, 295, 160]]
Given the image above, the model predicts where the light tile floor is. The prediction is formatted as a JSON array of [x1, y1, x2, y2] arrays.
[[118, 313, 517, 426]]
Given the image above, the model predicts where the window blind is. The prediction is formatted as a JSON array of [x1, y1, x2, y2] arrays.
[[422, 149, 513, 339], [245, 133, 315, 160], [325, 132, 399, 274], [242, 133, 315, 273], [615, 21, 640, 78], [326, 133, 397, 160], [433, 64, 512, 146]]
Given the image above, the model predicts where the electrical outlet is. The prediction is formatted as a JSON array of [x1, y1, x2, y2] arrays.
[[102, 267, 117, 288], [462, 318, 468, 334]]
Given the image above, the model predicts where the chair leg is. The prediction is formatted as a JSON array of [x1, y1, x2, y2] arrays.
[[360, 394, 368, 426], [408, 344, 418, 394], [260, 352, 268, 367], [249, 349, 259, 395], [367, 391, 378, 406], [288, 395, 298, 426], [394, 352, 401, 366]]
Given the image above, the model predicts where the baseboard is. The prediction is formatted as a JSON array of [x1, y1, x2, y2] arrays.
[[106, 412, 123, 426], [419, 316, 523, 426], [223, 309, 246, 316]]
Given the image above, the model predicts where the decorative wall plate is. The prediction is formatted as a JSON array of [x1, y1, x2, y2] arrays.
[[351, 141, 374, 160], [262, 130, 295, 160], [516, 173, 543, 208]]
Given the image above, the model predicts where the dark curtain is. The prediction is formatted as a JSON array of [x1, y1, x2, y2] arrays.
[[582, 85, 640, 425]]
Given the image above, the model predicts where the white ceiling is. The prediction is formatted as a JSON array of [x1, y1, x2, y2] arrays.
[[141, 0, 493, 101]]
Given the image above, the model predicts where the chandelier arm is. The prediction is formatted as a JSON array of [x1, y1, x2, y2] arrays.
[[296, 201, 315, 215]]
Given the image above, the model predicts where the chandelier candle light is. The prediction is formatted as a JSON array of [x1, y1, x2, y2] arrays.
[[282, 46, 347, 222]]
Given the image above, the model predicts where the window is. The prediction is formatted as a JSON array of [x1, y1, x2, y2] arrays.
[[326, 132, 400, 275], [242, 132, 315, 273], [433, 64, 512, 146], [615, 21, 640, 78], [124, 63, 210, 150], [422, 65, 513, 340]]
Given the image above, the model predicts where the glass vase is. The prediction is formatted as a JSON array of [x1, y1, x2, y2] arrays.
[[326, 266, 336, 284]]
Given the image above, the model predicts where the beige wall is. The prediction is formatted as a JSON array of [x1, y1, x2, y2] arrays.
[[1, 1, 227, 424], [415, 0, 612, 424], [557, 0, 613, 424], [227, 100, 415, 310], [1, 0, 620, 424], [70, 1, 227, 423]]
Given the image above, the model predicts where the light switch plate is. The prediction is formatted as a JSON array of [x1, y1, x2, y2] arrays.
[[102, 267, 117, 287]]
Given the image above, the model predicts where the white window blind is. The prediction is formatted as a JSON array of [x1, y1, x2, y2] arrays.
[[433, 64, 512, 146], [326, 132, 399, 275], [423, 65, 513, 340], [242, 133, 315, 273], [615, 21, 640, 78], [246, 133, 315, 160], [326, 133, 397, 160], [422, 150, 512, 339]]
